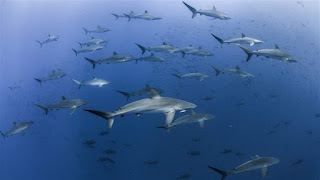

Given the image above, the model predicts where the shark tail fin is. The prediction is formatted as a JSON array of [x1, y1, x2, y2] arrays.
[[36, 41, 43, 47], [172, 74, 182, 79], [83, 109, 115, 129], [78, 42, 83, 48], [72, 79, 82, 89], [35, 104, 49, 115], [182, 1, 197, 18], [135, 43, 146, 55], [237, 44, 253, 62], [123, 13, 131, 21], [111, 13, 119, 19], [72, 48, 78, 56], [0, 131, 5, 140], [208, 166, 228, 180], [84, 57, 96, 69], [34, 78, 42, 86], [211, 34, 224, 47], [210, 65, 221, 76], [116, 91, 132, 101], [83, 28, 88, 34]]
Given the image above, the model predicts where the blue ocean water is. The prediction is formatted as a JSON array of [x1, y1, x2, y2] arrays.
[[0, 0, 319, 179]]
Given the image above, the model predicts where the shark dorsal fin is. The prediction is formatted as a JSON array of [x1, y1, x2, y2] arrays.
[[146, 84, 150, 88], [241, 33, 246, 37], [275, 44, 280, 49], [145, 10, 148, 13], [113, 51, 118, 55], [48, 34, 51, 37], [52, 70, 56, 73], [93, 76, 96, 79], [131, 11, 133, 14], [190, 109, 195, 115], [91, 37, 94, 39], [236, 66, 240, 70], [252, 155, 260, 160], [13, 122, 17, 125], [163, 42, 167, 45], [62, 96, 66, 100], [198, 46, 202, 49], [150, 89, 160, 99], [213, 5, 216, 10], [189, 44, 192, 47], [151, 53, 154, 56], [98, 25, 101, 28]]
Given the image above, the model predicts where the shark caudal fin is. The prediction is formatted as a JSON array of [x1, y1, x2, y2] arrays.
[[35, 104, 49, 115], [83, 109, 115, 128], [135, 43, 146, 55], [72, 79, 82, 89], [34, 78, 42, 86], [237, 44, 253, 62], [83, 28, 88, 34], [172, 74, 182, 79], [123, 13, 131, 21], [116, 91, 132, 101], [72, 48, 78, 56], [111, 13, 119, 19], [78, 42, 83, 48], [0, 131, 5, 140], [36, 41, 43, 47], [84, 57, 96, 69], [211, 34, 225, 47], [182, 1, 198, 18], [208, 166, 229, 180], [210, 65, 221, 76]]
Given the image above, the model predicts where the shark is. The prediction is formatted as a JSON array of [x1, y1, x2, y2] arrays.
[[212, 33, 263, 47], [210, 65, 254, 78], [181, 46, 213, 58], [0, 121, 34, 139], [135, 53, 166, 63], [182, 1, 230, 20], [72, 45, 104, 56], [111, 13, 128, 20], [116, 84, 165, 101], [158, 109, 214, 129], [36, 34, 59, 47], [135, 42, 176, 55], [72, 77, 110, 89], [84, 52, 136, 69], [78, 37, 108, 48], [172, 45, 199, 56], [8, 83, 21, 90], [35, 96, 88, 115], [83, 26, 110, 34], [124, 10, 162, 21], [84, 89, 196, 128], [172, 72, 210, 81], [34, 70, 67, 85], [237, 44, 296, 62], [208, 155, 279, 180]]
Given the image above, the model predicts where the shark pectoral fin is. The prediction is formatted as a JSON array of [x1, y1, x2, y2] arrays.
[[107, 118, 114, 129], [261, 166, 268, 179], [249, 41, 254, 46], [135, 113, 141, 116], [199, 120, 204, 128], [165, 110, 175, 126], [70, 107, 77, 115]]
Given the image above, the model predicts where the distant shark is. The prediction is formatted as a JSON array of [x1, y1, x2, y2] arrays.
[[35, 96, 88, 115], [83, 26, 110, 34], [111, 13, 128, 20], [116, 84, 164, 101], [36, 34, 59, 47], [84, 52, 136, 69], [84, 89, 196, 128], [237, 44, 296, 62], [34, 70, 67, 85], [212, 33, 263, 47], [172, 72, 210, 81], [181, 46, 213, 58], [208, 155, 279, 180], [72, 77, 110, 89], [210, 65, 254, 78], [124, 10, 162, 21], [182, 1, 230, 20], [78, 37, 108, 48], [135, 42, 175, 55], [0, 121, 34, 139], [136, 53, 166, 63], [72, 45, 104, 56]]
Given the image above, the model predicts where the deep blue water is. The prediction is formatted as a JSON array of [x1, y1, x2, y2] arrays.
[[0, 0, 319, 179]]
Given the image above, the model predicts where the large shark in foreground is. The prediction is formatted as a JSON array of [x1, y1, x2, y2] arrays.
[[182, 1, 230, 20], [0, 121, 34, 139], [135, 42, 175, 55], [124, 10, 162, 21], [34, 70, 67, 85], [36, 34, 59, 47], [212, 33, 263, 47], [84, 52, 136, 69], [35, 96, 88, 115], [84, 89, 196, 128], [117, 84, 164, 101], [208, 155, 279, 180], [237, 44, 296, 62], [158, 110, 214, 129], [210, 65, 254, 78], [72, 77, 110, 89], [83, 26, 110, 34]]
